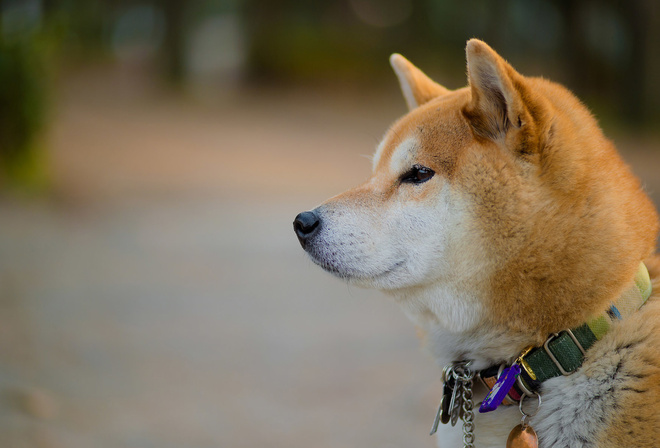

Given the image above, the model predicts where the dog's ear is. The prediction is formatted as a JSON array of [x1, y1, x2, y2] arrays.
[[464, 39, 526, 140], [390, 54, 450, 111]]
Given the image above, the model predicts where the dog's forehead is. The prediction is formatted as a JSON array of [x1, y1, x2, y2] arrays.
[[373, 92, 472, 176]]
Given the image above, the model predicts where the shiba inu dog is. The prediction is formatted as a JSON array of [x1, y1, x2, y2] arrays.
[[293, 39, 660, 448]]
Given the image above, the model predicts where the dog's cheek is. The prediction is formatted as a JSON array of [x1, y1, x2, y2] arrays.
[[390, 191, 455, 279]]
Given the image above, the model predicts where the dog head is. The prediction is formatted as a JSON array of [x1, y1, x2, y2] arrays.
[[294, 40, 658, 338]]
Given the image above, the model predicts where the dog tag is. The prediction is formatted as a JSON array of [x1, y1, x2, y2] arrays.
[[506, 423, 538, 448], [479, 364, 521, 413], [430, 393, 445, 435], [440, 378, 453, 424], [430, 374, 455, 434]]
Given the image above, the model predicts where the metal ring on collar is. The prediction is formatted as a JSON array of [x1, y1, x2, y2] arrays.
[[516, 374, 535, 397], [519, 392, 542, 418], [452, 360, 474, 380]]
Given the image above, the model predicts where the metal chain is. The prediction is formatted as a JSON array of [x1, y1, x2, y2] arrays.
[[460, 374, 475, 448], [455, 363, 474, 448], [453, 363, 476, 448]]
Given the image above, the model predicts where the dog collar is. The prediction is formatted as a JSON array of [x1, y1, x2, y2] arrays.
[[478, 261, 652, 410]]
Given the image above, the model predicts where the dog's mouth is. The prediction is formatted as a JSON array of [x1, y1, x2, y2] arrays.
[[309, 254, 406, 283]]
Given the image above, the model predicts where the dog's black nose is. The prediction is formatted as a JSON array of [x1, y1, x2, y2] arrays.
[[293, 211, 320, 243]]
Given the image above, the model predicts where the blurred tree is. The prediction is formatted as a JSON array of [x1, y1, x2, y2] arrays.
[[555, 0, 657, 126], [0, 36, 47, 187], [0, 1, 59, 189], [159, 0, 186, 85], [618, 0, 651, 123]]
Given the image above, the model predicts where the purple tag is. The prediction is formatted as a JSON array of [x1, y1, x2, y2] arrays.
[[479, 364, 521, 413]]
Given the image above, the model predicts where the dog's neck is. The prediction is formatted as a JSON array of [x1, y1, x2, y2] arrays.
[[392, 281, 484, 333], [389, 280, 528, 370], [390, 262, 652, 374], [424, 324, 532, 371]]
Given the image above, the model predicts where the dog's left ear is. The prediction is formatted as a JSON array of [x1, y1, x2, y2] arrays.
[[390, 54, 450, 111], [464, 39, 527, 140]]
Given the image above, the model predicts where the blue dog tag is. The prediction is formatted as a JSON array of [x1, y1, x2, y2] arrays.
[[479, 364, 521, 413]]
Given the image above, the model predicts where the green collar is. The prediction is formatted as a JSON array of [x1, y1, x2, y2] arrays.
[[480, 262, 653, 399]]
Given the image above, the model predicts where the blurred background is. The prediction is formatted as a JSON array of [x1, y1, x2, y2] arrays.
[[1, 1, 659, 447]]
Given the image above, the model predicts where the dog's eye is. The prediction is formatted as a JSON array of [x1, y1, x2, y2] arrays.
[[400, 165, 435, 184]]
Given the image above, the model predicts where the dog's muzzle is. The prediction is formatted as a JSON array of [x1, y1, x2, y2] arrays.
[[293, 210, 320, 249]]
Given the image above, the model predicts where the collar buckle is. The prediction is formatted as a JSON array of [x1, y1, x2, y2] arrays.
[[542, 329, 586, 376], [515, 346, 537, 381]]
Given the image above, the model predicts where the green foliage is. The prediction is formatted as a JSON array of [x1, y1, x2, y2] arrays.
[[0, 20, 56, 190]]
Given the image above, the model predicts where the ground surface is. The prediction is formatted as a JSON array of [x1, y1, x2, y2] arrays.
[[0, 66, 658, 448]]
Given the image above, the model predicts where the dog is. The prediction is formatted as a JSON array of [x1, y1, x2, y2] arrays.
[[293, 39, 660, 447]]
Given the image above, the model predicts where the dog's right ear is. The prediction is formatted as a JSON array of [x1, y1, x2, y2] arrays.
[[390, 54, 450, 111]]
